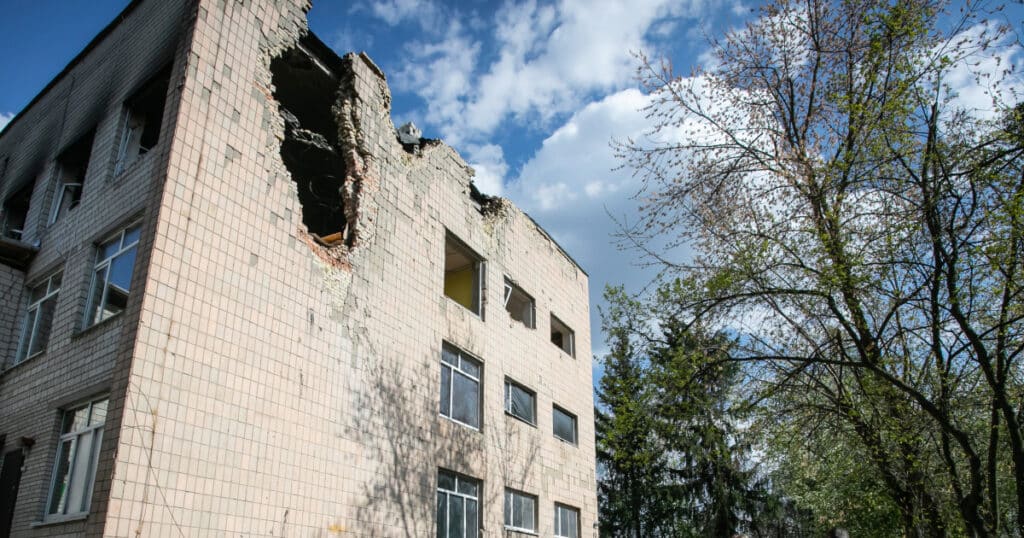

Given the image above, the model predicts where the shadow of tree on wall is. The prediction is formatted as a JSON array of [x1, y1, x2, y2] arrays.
[[347, 343, 542, 537]]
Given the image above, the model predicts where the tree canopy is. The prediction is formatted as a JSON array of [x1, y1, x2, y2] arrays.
[[610, 0, 1024, 535]]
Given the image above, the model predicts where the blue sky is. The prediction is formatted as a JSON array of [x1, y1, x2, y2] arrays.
[[5, 1, 1018, 384], [0, 0, 753, 374]]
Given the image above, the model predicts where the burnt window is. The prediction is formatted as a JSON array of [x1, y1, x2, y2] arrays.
[[50, 130, 95, 223], [444, 232, 484, 316], [503, 278, 535, 328], [115, 67, 170, 175], [2, 183, 32, 241], [550, 314, 575, 357]]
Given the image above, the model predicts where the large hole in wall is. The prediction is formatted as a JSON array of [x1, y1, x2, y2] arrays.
[[271, 44, 349, 245]]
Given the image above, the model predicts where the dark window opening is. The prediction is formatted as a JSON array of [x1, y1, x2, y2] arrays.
[[551, 314, 575, 357], [50, 129, 95, 223], [503, 278, 535, 328], [115, 66, 171, 175], [444, 233, 484, 316], [2, 184, 32, 241], [271, 44, 350, 245]]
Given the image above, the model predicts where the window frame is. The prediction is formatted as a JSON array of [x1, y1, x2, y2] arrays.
[[550, 314, 576, 357], [503, 488, 538, 534], [552, 405, 578, 446], [13, 271, 62, 365], [503, 277, 536, 329], [440, 343, 483, 431], [553, 503, 581, 538], [504, 378, 537, 426], [45, 396, 108, 519], [437, 468, 481, 538], [443, 231, 485, 318], [48, 130, 94, 225], [83, 224, 141, 328]]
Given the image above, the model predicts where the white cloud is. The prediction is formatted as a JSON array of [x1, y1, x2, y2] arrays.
[[396, 0, 705, 147], [942, 22, 1023, 117], [0, 112, 12, 132], [368, 0, 438, 27], [465, 143, 507, 196]]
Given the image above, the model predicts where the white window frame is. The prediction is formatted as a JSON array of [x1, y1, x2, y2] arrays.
[[504, 379, 536, 426], [550, 314, 576, 357], [503, 277, 536, 329], [46, 397, 108, 518], [554, 503, 581, 538], [83, 224, 141, 327], [552, 405, 578, 445], [13, 272, 62, 365], [440, 344, 482, 430], [503, 488, 538, 533], [437, 469, 480, 538]]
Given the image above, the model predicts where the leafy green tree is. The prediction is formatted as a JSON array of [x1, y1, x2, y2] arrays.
[[615, 0, 1024, 534]]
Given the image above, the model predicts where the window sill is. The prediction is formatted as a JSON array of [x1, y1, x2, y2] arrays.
[[32, 513, 89, 527], [444, 296, 483, 320], [504, 526, 538, 536], [505, 411, 537, 428], [3, 349, 47, 373], [440, 414, 482, 433], [73, 312, 125, 339], [554, 436, 578, 447]]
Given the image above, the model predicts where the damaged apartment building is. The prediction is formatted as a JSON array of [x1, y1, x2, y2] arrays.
[[0, 1, 596, 537]]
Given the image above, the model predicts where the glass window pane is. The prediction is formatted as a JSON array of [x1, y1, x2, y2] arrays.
[[87, 266, 108, 325], [438, 470, 455, 492], [459, 355, 480, 378], [504, 491, 511, 526], [98, 239, 119, 262], [15, 308, 38, 363], [66, 432, 94, 512], [108, 246, 137, 292], [451, 374, 479, 428], [28, 296, 57, 356], [29, 282, 48, 302], [68, 406, 91, 432], [449, 496, 464, 538], [49, 272, 63, 291], [457, 476, 477, 497], [510, 385, 534, 423], [554, 408, 576, 443], [89, 400, 108, 426], [436, 492, 447, 538], [48, 439, 74, 514], [466, 499, 478, 538], [441, 346, 458, 367], [440, 365, 452, 416], [523, 495, 535, 530], [123, 225, 141, 247]]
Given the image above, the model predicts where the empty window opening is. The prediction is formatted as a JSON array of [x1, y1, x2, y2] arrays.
[[271, 44, 350, 245], [550, 314, 575, 357], [50, 130, 95, 223], [115, 66, 171, 175], [444, 233, 484, 316], [2, 183, 32, 241], [503, 278, 535, 328]]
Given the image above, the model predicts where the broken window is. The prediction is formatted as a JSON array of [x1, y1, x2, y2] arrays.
[[271, 43, 349, 246], [50, 130, 95, 223], [84, 224, 140, 326], [444, 232, 484, 316], [2, 183, 32, 241], [114, 67, 170, 175], [550, 314, 575, 357], [503, 278, 535, 328]]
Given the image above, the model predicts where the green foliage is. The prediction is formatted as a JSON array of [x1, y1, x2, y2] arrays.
[[613, 0, 1024, 535]]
